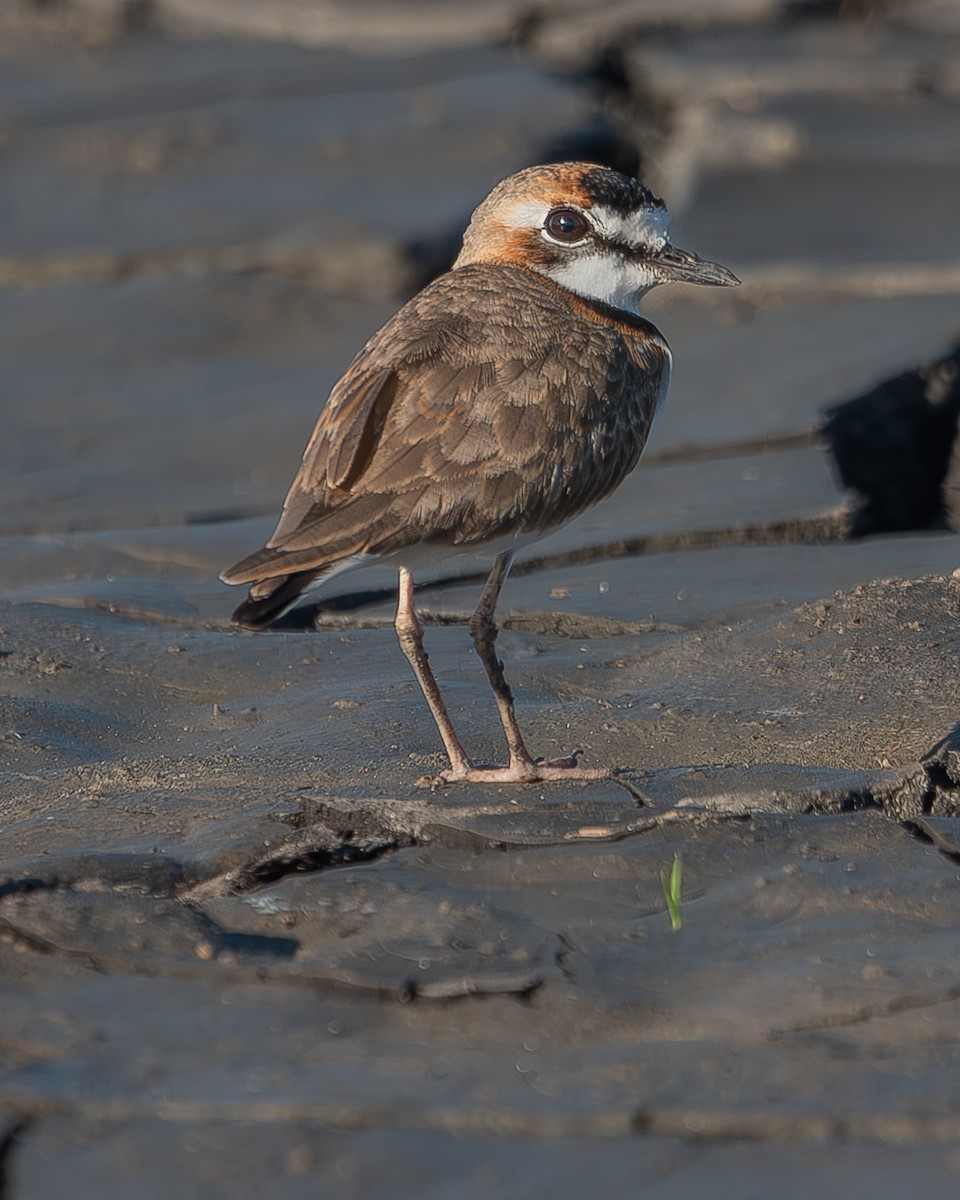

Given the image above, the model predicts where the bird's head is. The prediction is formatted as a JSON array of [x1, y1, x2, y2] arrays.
[[454, 162, 739, 315]]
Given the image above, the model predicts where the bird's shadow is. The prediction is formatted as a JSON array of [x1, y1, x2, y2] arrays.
[[262, 570, 488, 631]]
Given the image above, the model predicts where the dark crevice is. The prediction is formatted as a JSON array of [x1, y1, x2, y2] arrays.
[[836, 736, 960, 830], [913, 766, 938, 818], [230, 835, 416, 893], [0, 876, 56, 902], [0, 1121, 28, 1198], [821, 342, 960, 537], [632, 1104, 960, 1144], [922, 756, 960, 808], [894, 730, 960, 854], [783, 0, 885, 23], [554, 933, 577, 982], [901, 819, 959, 861], [803, 789, 883, 816], [900, 757, 960, 858]]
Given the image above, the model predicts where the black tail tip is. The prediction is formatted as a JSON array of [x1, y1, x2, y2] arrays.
[[226, 569, 318, 630], [230, 595, 278, 630]]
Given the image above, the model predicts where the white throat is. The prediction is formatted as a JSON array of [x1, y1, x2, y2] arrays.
[[542, 255, 658, 315]]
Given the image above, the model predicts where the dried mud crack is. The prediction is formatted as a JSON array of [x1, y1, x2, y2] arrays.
[[769, 979, 960, 1039], [632, 1108, 960, 1145], [4, 4, 960, 1189]]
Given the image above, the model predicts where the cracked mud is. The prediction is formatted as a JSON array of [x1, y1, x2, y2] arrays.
[[3, 1, 960, 1196]]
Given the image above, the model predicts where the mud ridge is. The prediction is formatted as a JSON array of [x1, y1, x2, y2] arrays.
[[0, 238, 410, 303], [642, 428, 819, 466], [5, 1094, 960, 1146]]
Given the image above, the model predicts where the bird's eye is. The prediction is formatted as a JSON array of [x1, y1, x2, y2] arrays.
[[543, 207, 590, 244]]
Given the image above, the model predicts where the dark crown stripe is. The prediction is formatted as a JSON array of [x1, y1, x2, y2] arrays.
[[581, 167, 663, 216]]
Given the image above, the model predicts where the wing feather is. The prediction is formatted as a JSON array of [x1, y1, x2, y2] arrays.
[[224, 264, 669, 585]]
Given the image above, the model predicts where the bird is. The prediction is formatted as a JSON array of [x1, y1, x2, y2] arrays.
[[221, 162, 739, 784]]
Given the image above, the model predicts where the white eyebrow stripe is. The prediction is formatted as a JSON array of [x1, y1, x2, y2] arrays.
[[502, 199, 554, 229]]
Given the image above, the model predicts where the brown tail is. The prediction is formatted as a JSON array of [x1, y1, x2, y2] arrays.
[[230, 569, 320, 630]]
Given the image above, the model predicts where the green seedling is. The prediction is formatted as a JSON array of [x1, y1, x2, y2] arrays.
[[660, 854, 683, 931]]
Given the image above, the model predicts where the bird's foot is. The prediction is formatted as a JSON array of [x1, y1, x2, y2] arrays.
[[420, 748, 611, 787]]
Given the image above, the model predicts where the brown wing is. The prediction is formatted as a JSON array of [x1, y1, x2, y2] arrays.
[[223, 264, 667, 586], [264, 361, 399, 548]]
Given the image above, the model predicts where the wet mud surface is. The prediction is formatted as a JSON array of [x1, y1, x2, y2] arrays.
[[3, 1, 960, 1195]]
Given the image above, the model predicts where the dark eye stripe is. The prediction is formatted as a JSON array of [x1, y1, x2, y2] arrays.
[[595, 234, 655, 264]]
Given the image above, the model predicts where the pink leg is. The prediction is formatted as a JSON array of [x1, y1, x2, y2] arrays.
[[459, 555, 611, 783], [397, 560, 609, 784], [395, 566, 472, 777]]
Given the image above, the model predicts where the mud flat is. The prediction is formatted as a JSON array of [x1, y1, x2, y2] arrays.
[[2, 2, 960, 1195]]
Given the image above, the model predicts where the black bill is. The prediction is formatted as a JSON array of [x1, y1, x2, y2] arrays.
[[654, 243, 741, 287]]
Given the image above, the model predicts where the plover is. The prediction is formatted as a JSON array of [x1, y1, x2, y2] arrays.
[[221, 162, 739, 783]]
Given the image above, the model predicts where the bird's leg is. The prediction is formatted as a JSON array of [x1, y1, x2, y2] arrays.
[[398, 559, 608, 785], [395, 566, 472, 778], [466, 553, 610, 783], [467, 553, 538, 778]]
